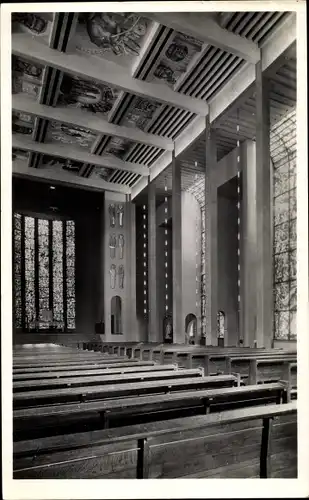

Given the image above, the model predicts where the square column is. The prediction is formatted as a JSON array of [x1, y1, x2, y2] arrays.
[[172, 148, 183, 343], [205, 116, 218, 345], [127, 194, 137, 340], [148, 179, 160, 341], [242, 140, 258, 346], [255, 62, 272, 348]]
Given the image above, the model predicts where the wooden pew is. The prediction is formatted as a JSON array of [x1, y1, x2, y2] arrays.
[[13, 368, 203, 392], [13, 364, 178, 381], [13, 382, 288, 441], [13, 357, 153, 370], [13, 352, 123, 363], [13, 402, 297, 479], [247, 357, 297, 386], [13, 374, 238, 409], [13, 360, 156, 374]]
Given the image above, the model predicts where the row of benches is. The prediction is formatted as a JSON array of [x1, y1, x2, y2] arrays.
[[77, 342, 297, 397], [13, 343, 297, 478]]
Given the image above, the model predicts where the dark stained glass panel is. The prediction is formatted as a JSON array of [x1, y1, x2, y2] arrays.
[[13, 214, 75, 330]]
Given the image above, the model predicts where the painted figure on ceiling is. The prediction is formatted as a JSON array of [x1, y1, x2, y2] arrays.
[[166, 43, 188, 62], [12, 57, 43, 79], [81, 13, 146, 56], [12, 13, 48, 35], [154, 64, 177, 85], [59, 75, 115, 114]]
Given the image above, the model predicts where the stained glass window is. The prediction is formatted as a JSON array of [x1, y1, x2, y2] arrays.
[[24, 216, 35, 325], [52, 220, 63, 323], [38, 219, 49, 327], [272, 109, 296, 340], [66, 220, 76, 329], [13, 214, 75, 330], [13, 213, 22, 328]]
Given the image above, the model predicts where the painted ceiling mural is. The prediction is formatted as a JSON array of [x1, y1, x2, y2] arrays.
[[12, 148, 29, 162], [12, 12, 54, 43], [121, 96, 162, 132], [73, 13, 149, 64], [104, 136, 135, 160], [57, 74, 120, 116], [40, 155, 84, 174], [12, 111, 35, 136], [46, 121, 97, 151], [152, 32, 203, 88], [92, 165, 113, 181], [12, 55, 45, 99]]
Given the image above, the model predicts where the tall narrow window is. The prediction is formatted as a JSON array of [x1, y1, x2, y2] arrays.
[[52, 220, 63, 324], [13, 214, 76, 330], [24, 216, 35, 325], [66, 220, 76, 329], [38, 219, 49, 326], [13, 213, 22, 328]]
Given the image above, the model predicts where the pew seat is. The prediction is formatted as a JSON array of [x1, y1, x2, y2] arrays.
[[13, 374, 238, 409], [13, 402, 297, 479], [13, 368, 203, 392], [13, 360, 156, 373], [13, 363, 178, 381], [13, 382, 288, 441]]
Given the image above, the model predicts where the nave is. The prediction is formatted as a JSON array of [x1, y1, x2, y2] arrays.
[[13, 341, 297, 479]]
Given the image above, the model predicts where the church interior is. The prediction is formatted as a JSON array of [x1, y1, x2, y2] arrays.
[[9, 9, 300, 481]]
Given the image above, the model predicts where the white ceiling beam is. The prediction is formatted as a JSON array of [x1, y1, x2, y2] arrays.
[[12, 135, 148, 176], [12, 94, 173, 152], [143, 12, 260, 64], [13, 160, 131, 194], [12, 33, 209, 117], [131, 12, 296, 200]]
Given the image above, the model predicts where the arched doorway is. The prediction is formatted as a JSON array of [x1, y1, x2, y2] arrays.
[[111, 296, 122, 334], [185, 313, 197, 344]]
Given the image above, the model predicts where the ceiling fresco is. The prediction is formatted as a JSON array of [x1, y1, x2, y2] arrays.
[[91, 165, 114, 181], [10, 10, 295, 196], [57, 74, 120, 116], [46, 121, 97, 151], [40, 155, 84, 174], [12, 111, 36, 136], [104, 136, 135, 160], [152, 32, 203, 88], [12, 56, 45, 99], [12, 148, 30, 162], [73, 13, 150, 65], [12, 12, 54, 42]]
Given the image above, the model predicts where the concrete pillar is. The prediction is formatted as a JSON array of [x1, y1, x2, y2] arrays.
[[255, 62, 272, 348], [148, 179, 159, 341], [127, 195, 137, 340], [242, 140, 257, 347], [172, 148, 183, 343], [205, 116, 218, 345]]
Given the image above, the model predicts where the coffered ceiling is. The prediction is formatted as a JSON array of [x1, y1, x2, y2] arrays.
[[11, 10, 297, 198]]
